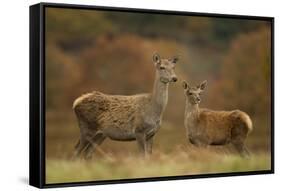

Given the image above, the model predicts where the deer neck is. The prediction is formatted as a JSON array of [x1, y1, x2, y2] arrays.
[[151, 72, 169, 117], [184, 100, 199, 121]]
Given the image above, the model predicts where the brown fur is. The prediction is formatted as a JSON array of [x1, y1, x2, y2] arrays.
[[74, 92, 152, 141], [73, 53, 179, 159], [182, 80, 253, 157]]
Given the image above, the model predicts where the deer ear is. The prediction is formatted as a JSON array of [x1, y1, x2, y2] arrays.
[[171, 55, 179, 64], [153, 53, 161, 65], [199, 80, 207, 90], [182, 81, 189, 90]]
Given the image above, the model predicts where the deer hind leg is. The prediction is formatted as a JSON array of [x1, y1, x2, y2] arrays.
[[72, 136, 89, 159], [231, 125, 250, 158], [84, 133, 106, 160], [72, 119, 92, 159], [232, 143, 250, 158]]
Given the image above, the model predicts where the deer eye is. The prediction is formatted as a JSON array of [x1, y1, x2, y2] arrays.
[[188, 92, 193, 95]]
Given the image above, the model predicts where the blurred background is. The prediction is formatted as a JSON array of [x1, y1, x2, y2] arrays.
[[45, 7, 272, 183]]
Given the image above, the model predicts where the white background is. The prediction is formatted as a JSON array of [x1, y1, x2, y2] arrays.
[[0, 0, 279, 190]]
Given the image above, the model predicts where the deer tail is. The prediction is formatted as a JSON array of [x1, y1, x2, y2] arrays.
[[232, 110, 253, 134]]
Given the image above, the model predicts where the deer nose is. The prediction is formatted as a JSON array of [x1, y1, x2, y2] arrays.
[[172, 77, 178, 82], [197, 97, 201, 102]]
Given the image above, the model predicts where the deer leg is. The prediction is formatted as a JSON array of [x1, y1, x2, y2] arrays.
[[242, 145, 250, 158], [231, 136, 250, 158], [74, 139, 80, 149], [72, 119, 93, 159], [136, 133, 147, 158], [84, 133, 106, 160], [231, 125, 250, 158], [232, 143, 250, 158], [71, 139, 81, 160], [72, 136, 89, 159], [147, 137, 154, 155]]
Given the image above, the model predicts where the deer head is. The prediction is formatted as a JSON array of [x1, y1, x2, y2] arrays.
[[153, 53, 178, 84], [182, 80, 207, 105]]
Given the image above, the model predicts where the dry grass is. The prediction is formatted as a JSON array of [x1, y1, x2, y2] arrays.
[[46, 147, 271, 184], [45, 113, 271, 184]]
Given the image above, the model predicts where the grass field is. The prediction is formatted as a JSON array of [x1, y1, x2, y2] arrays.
[[46, 148, 271, 184], [45, 112, 271, 184]]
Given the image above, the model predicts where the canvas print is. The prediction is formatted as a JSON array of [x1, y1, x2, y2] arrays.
[[44, 5, 273, 185]]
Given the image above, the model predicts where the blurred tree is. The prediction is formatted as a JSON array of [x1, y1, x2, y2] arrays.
[[208, 27, 271, 116], [105, 12, 188, 40], [46, 43, 83, 109], [46, 8, 117, 52], [212, 18, 269, 44], [77, 34, 187, 94]]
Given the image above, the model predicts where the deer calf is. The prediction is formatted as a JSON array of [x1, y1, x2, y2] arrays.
[[73, 53, 179, 159], [182, 80, 253, 157]]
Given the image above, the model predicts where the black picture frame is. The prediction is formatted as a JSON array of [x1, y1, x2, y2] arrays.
[[29, 2, 274, 189]]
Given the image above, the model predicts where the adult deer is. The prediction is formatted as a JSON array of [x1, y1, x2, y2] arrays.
[[73, 53, 179, 159], [182, 80, 253, 157]]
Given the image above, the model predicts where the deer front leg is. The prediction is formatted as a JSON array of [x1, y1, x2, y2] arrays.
[[135, 132, 147, 158], [147, 137, 153, 155]]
